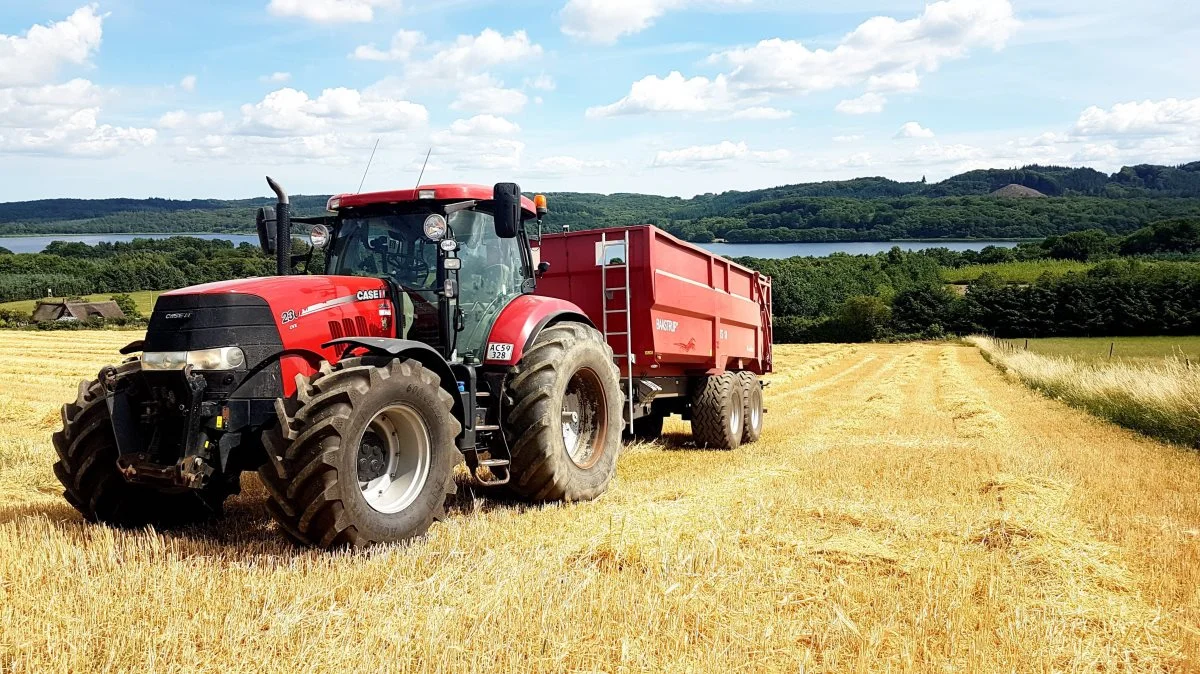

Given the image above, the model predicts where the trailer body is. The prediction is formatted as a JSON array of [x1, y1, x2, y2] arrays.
[[535, 225, 773, 380]]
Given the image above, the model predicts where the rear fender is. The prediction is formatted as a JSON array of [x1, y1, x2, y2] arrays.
[[483, 295, 595, 367], [323, 337, 464, 426]]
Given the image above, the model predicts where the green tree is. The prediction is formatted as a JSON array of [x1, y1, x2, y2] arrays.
[[834, 295, 892, 342], [110, 293, 142, 318]]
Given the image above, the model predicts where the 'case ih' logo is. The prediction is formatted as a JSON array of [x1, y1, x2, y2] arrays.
[[655, 318, 679, 333], [356, 289, 385, 301]]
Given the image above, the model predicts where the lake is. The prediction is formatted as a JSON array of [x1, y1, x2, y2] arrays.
[[1, 234, 1020, 258]]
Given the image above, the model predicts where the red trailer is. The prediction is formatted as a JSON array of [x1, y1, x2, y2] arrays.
[[535, 225, 772, 446]]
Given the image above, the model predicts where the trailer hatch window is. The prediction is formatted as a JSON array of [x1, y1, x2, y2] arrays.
[[596, 241, 626, 266]]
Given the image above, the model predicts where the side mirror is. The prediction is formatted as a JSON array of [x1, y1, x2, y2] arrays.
[[256, 206, 277, 255], [493, 183, 521, 239]]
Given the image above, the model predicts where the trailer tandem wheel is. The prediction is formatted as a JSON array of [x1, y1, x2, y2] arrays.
[[504, 322, 623, 502], [690, 372, 746, 451], [737, 371, 764, 444]]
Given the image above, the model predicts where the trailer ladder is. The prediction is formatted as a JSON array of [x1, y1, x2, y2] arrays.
[[600, 229, 635, 433]]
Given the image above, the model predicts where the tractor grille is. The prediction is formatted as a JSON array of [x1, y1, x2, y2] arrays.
[[145, 293, 284, 399]]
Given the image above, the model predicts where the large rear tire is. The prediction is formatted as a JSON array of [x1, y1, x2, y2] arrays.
[[258, 357, 460, 549], [690, 372, 745, 450], [737, 371, 764, 444], [53, 364, 235, 529], [504, 322, 623, 502]]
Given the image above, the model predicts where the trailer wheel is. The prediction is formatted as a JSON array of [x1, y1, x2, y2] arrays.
[[504, 322, 623, 502], [690, 372, 745, 450], [53, 366, 235, 529], [737, 371, 764, 444], [258, 357, 460, 549]]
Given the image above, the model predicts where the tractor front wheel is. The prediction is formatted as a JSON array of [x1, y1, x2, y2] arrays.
[[53, 363, 235, 528], [258, 357, 460, 549], [504, 322, 623, 502]]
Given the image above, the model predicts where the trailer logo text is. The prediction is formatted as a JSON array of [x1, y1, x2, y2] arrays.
[[655, 318, 679, 333]]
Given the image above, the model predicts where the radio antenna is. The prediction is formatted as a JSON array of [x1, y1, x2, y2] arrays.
[[414, 147, 432, 190], [356, 138, 380, 194]]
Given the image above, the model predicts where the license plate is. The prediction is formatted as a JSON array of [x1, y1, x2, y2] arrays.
[[487, 342, 515, 362]]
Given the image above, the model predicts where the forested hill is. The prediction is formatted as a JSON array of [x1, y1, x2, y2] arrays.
[[3, 162, 1199, 243]]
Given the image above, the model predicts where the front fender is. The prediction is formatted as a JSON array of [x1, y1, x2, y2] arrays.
[[483, 295, 595, 366], [323, 337, 464, 426]]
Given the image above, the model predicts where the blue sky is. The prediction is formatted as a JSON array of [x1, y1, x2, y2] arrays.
[[0, 0, 1198, 200]]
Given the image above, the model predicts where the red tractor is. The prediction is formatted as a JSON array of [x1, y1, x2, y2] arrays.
[[53, 179, 771, 548]]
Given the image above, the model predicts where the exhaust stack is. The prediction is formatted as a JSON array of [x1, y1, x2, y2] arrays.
[[266, 176, 291, 276]]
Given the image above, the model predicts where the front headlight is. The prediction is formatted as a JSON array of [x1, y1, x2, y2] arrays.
[[141, 347, 246, 371]]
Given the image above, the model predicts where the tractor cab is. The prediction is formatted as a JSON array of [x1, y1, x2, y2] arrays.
[[257, 183, 547, 363]]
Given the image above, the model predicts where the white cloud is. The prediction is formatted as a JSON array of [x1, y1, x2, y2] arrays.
[[833, 134, 864, 143], [867, 71, 920, 93], [835, 92, 886, 115], [1074, 97, 1200, 136], [0, 10, 156, 158], [451, 83, 528, 115], [180, 75, 197, 92], [598, 0, 1016, 117], [0, 107, 156, 157], [0, 5, 104, 88], [237, 87, 427, 137], [266, 0, 400, 23], [730, 106, 792, 120], [351, 30, 424, 61], [586, 71, 733, 117], [561, 0, 748, 44], [714, 0, 1016, 96], [913, 142, 986, 163], [451, 114, 519, 136], [525, 74, 556, 91], [839, 152, 874, 168], [652, 140, 789, 168], [895, 121, 934, 139], [158, 110, 224, 130], [532, 155, 618, 175], [260, 72, 292, 83], [419, 29, 541, 82]]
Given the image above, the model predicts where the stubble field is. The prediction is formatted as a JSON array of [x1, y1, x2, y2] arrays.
[[1, 331, 1198, 672]]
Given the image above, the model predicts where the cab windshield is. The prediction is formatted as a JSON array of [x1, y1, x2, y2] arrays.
[[327, 207, 528, 360]]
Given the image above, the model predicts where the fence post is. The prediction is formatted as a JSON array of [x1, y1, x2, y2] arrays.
[[1109, 342, 1115, 359]]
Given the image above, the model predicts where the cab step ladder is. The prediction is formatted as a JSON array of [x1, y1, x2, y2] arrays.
[[600, 229, 635, 433]]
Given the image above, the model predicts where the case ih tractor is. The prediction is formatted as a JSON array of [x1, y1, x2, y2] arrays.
[[52, 179, 772, 549]]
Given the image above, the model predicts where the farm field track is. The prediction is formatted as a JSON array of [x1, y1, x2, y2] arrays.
[[1, 332, 1198, 672]]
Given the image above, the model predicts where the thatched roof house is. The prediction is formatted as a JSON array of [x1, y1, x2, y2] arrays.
[[32, 300, 125, 323]]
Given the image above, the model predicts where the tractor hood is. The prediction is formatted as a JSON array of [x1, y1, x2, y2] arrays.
[[152, 275, 396, 397], [162, 275, 392, 332]]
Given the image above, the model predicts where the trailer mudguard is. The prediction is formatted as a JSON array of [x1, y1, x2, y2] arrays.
[[482, 295, 594, 367], [323, 337, 464, 424]]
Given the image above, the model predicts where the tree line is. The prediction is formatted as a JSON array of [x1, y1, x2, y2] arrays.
[[4, 162, 1200, 242]]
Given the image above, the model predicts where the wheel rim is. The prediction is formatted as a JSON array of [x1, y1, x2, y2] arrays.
[[357, 404, 432, 514], [730, 394, 743, 437], [750, 388, 763, 431], [561, 367, 607, 468]]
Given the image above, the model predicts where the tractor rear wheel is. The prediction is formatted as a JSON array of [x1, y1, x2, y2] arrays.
[[53, 364, 235, 529], [504, 322, 622, 502], [258, 357, 460, 549], [737, 371, 764, 444], [690, 372, 745, 450]]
